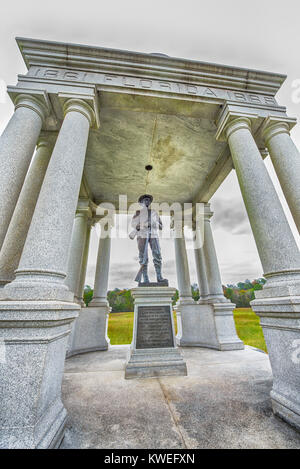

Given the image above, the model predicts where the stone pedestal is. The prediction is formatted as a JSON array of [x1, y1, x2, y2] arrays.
[[252, 292, 300, 430], [67, 303, 110, 357], [176, 300, 244, 350], [125, 287, 187, 379], [0, 300, 79, 448]]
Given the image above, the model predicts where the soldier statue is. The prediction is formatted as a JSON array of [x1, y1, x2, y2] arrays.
[[129, 194, 168, 285]]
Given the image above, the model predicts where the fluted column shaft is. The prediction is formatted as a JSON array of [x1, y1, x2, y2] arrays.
[[225, 117, 300, 280], [202, 205, 225, 301], [90, 224, 112, 306], [0, 136, 54, 286], [0, 94, 48, 249], [4, 99, 95, 301], [65, 199, 91, 301], [174, 228, 193, 303], [76, 222, 92, 305], [263, 121, 300, 233]]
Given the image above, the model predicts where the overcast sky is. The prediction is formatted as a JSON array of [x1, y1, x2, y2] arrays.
[[0, 0, 300, 289]]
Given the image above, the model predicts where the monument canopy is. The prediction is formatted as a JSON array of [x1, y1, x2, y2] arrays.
[[15, 37, 287, 209]]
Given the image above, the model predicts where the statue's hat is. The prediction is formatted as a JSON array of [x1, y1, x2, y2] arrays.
[[138, 194, 153, 204]]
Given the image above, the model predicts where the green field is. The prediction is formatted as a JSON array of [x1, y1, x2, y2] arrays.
[[233, 308, 267, 352], [108, 307, 267, 352]]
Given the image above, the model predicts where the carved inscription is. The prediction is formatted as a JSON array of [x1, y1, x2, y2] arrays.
[[136, 306, 174, 349], [31, 67, 279, 107]]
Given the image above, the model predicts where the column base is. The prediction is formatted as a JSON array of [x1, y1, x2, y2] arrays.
[[2, 274, 74, 302], [0, 299, 79, 448], [252, 294, 300, 431], [271, 390, 300, 431], [176, 301, 244, 350], [67, 303, 110, 358]]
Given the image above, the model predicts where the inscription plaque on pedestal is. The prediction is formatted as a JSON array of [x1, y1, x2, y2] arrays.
[[125, 287, 187, 379], [136, 306, 174, 349]]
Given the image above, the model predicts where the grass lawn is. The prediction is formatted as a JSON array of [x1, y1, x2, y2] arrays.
[[108, 307, 267, 353], [233, 308, 267, 353], [107, 311, 178, 346]]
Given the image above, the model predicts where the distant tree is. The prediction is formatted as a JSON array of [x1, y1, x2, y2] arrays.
[[84, 277, 266, 311], [223, 277, 265, 307], [83, 285, 93, 306], [107, 288, 134, 312], [172, 289, 179, 305], [191, 284, 200, 302]]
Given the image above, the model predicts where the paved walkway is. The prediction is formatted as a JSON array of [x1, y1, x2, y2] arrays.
[[61, 345, 300, 449]]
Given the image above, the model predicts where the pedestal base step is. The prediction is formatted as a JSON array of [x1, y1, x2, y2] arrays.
[[138, 280, 169, 287], [125, 347, 187, 379]]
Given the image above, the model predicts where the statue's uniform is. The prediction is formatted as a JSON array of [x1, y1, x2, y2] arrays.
[[131, 208, 162, 281]]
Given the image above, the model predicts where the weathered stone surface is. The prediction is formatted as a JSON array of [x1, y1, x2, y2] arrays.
[[221, 114, 300, 431], [252, 299, 300, 430], [4, 99, 94, 302], [14, 38, 288, 209], [224, 116, 300, 277], [1, 37, 300, 447], [0, 135, 53, 287], [61, 346, 300, 449], [0, 300, 79, 449], [194, 233, 209, 299], [89, 231, 112, 306], [65, 199, 91, 299], [67, 305, 110, 358], [138, 280, 169, 287], [174, 230, 193, 303], [126, 287, 187, 379], [262, 118, 300, 233], [202, 205, 228, 302], [76, 223, 92, 305], [0, 97, 45, 250], [176, 302, 244, 350]]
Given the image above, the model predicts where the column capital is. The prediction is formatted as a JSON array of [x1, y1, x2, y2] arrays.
[[76, 197, 93, 219], [36, 132, 56, 151], [203, 203, 213, 221], [7, 87, 51, 124], [261, 116, 297, 145], [216, 105, 258, 141], [58, 90, 100, 128]]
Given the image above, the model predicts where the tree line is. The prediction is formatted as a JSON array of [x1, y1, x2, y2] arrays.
[[83, 278, 266, 311]]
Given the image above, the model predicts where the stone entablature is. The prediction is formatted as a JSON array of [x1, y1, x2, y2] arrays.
[[17, 37, 285, 95], [24, 66, 281, 107]]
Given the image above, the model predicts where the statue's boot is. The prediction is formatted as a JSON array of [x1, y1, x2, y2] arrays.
[[143, 265, 150, 283], [155, 264, 167, 283]]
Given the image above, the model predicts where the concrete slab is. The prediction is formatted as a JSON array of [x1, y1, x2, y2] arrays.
[[61, 346, 300, 449]]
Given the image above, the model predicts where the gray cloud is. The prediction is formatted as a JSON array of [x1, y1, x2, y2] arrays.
[[210, 195, 250, 235]]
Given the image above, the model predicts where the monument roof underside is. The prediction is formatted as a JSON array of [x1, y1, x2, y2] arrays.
[[15, 38, 288, 207]]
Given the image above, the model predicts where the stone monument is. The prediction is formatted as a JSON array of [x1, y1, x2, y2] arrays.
[[125, 286, 187, 379], [1, 38, 300, 446], [126, 195, 187, 379]]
